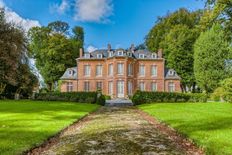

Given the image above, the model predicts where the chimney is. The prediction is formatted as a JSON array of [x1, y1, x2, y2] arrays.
[[158, 49, 163, 58], [131, 44, 135, 53], [79, 48, 83, 58], [107, 43, 111, 51]]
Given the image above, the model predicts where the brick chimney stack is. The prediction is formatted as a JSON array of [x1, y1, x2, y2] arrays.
[[79, 48, 83, 58], [158, 49, 163, 58], [131, 44, 135, 53], [107, 43, 111, 51]]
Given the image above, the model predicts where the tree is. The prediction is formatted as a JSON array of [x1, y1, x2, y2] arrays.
[[164, 25, 199, 92], [194, 24, 231, 93], [28, 21, 84, 91]]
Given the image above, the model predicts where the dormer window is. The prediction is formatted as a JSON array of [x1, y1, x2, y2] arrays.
[[68, 70, 73, 75], [97, 54, 103, 58], [139, 54, 145, 59], [169, 70, 175, 76], [84, 53, 90, 58], [151, 53, 157, 59], [128, 52, 132, 57], [109, 51, 114, 57], [118, 51, 124, 56]]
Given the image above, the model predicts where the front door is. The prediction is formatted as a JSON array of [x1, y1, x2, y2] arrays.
[[117, 81, 124, 98]]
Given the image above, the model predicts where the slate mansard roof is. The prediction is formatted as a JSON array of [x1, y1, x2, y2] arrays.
[[60, 67, 77, 80]]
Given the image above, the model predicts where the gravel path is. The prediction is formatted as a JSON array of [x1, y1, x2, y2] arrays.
[[30, 107, 202, 155]]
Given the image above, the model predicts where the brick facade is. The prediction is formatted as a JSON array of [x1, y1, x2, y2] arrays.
[[60, 45, 181, 98]]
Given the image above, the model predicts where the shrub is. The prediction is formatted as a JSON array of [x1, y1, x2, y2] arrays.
[[104, 95, 111, 100], [97, 94, 106, 105], [35, 92, 99, 104], [132, 91, 208, 105]]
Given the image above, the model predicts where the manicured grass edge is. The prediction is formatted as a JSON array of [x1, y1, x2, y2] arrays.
[[25, 106, 100, 154]]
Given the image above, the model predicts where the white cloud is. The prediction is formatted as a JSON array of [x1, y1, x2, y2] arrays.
[[87, 45, 98, 52], [0, 0, 41, 32], [50, 0, 70, 14], [74, 0, 113, 22]]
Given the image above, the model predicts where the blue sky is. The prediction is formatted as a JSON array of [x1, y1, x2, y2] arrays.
[[1, 0, 204, 50]]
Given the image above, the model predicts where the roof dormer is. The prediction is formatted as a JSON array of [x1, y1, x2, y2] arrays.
[[97, 53, 103, 58], [84, 53, 90, 58]]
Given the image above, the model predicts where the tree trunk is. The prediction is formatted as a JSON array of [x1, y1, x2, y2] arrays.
[[0, 83, 6, 95]]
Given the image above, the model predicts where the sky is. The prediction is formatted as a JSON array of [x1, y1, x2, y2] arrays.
[[0, 0, 205, 51]]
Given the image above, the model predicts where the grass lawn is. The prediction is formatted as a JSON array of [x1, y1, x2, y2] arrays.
[[138, 103, 232, 155], [0, 100, 100, 155]]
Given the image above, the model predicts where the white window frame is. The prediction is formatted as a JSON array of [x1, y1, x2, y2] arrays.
[[96, 81, 103, 90], [151, 82, 157, 92], [96, 65, 103, 76], [84, 53, 90, 58], [109, 51, 114, 57], [128, 81, 133, 95], [151, 53, 157, 59], [68, 70, 73, 75], [139, 65, 145, 77], [67, 82, 73, 92], [139, 54, 145, 59], [139, 82, 145, 91], [84, 81, 90, 92], [108, 81, 113, 95], [151, 65, 157, 77], [118, 51, 124, 56], [108, 64, 113, 76], [168, 82, 175, 92], [128, 63, 133, 76], [117, 63, 124, 75], [97, 54, 103, 58], [84, 65, 91, 77]]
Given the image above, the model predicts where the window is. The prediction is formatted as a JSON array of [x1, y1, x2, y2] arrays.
[[84, 82, 90, 92], [108, 64, 113, 76], [68, 70, 73, 75], [96, 65, 103, 76], [84, 53, 90, 58], [168, 82, 175, 92], [108, 81, 113, 95], [109, 51, 114, 57], [139, 54, 145, 59], [128, 81, 133, 95], [118, 51, 124, 56], [96, 82, 103, 90], [169, 70, 175, 76], [97, 54, 103, 58], [151, 82, 157, 91], [84, 65, 90, 76], [128, 52, 132, 57], [66, 82, 73, 92], [139, 82, 145, 91], [151, 53, 157, 59], [128, 63, 133, 76], [151, 65, 157, 77], [139, 65, 145, 76], [117, 63, 124, 75]]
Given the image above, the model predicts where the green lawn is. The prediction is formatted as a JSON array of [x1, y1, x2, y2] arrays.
[[0, 100, 100, 155], [138, 103, 232, 155]]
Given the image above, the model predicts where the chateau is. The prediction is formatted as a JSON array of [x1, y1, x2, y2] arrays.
[[60, 44, 181, 98]]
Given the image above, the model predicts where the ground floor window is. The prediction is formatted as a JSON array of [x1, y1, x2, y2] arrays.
[[139, 82, 145, 91], [128, 81, 133, 95], [84, 81, 90, 92], [108, 81, 113, 95], [96, 82, 103, 91], [151, 82, 157, 91], [67, 82, 73, 92], [168, 82, 175, 92]]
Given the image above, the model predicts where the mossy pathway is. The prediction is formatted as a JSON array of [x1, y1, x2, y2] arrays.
[[31, 107, 202, 155]]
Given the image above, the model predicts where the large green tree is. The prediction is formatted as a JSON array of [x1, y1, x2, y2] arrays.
[[28, 21, 84, 91], [164, 25, 199, 91], [194, 24, 231, 93]]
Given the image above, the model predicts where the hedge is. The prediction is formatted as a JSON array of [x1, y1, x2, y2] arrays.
[[132, 91, 208, 105], [34, 92, 105, 105]]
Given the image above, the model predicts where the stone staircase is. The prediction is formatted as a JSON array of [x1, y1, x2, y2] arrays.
[[105, 98, 133, 107]]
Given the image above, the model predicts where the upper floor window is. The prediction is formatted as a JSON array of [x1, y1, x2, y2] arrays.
[[109, 51, 114, 57], [84, 53, 90, 58], [139, 54, 145, 59], [97, 54, 103, 58], [139, 65, 145, 76], [118, 51, 124, 56], [84, 81, 90, 92], [139, 82, 145, 91], [168, 82, 175, 92], [151, 82, 157, 91], [108, 64, 113, 76], [128, 63, 133, 76], [96, 65, 103, 76], [67, 82, 73, 92], [151, 65, 157, 77], [84, 65, 90, 77], [151, 53, 157, 59], [117, 63, 124, 75]]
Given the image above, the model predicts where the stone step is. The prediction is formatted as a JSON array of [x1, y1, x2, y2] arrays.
[[105, 99, 134, 107]]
